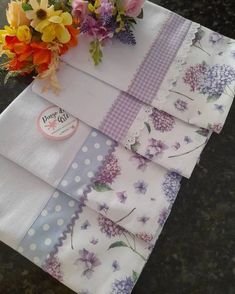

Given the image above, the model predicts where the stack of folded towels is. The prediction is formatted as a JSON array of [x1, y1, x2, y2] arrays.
[[0, 1, 235, 293]]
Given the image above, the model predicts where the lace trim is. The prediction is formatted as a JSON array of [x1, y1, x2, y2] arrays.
[[123, 105, 153, 149], [155, 22, 201, 105], [123, 23, 201, 149]]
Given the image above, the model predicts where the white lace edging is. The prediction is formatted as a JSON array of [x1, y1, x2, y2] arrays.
[[123, 23, 201, 149], [123, 105, 153, 149], [155, 22, 201, 105]]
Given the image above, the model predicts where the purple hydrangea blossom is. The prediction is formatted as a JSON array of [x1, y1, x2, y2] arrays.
[[150, 108, 175, 132], [96, 0, 114, 18], [42, 255, 63, 282], [95, 154, 121, 185], [74, 248, 101, 279], [174, 99, 188, 112], [111, 276, 135, 294], [184, 63, 235, 97], [162, 171, 181, 204], [183, 63, 207, 92], [197, 64, 235, 97], [133, 180, 148, 195], [98, 214, 124, 237]]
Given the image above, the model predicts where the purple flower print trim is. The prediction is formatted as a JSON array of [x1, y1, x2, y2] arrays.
[[42, 255, 63, 282], [145, 138, 168, 159], [95, 153, 121, 185], [150, 108, 175, 132], [74, 248, 101, 279], [133, 180, 148, 195], [111, 276, 135, 294], [174, 99, 188, 112], [98, 214, 125, 238], [162, 171, 181, 204], [130, 153, 150, 171]]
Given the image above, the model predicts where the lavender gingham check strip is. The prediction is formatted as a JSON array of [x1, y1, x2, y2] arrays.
[[99, 13, 192, 142], [128, 13, 192, 104], [99, 92, 143, 142]]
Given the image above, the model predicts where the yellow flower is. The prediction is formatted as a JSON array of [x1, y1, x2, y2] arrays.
[[25, 0, 57, 28], [35, 12, 73, 44], [6, 0, 30, 28], [0, 26, 16, 43], [17, 25, 32, 44]]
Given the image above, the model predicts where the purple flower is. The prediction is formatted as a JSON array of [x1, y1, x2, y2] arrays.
[[81, 220, 91, 230], [98, 203, 109, 213], [115, 23, 136, 45], [133, 180, 148, 195], [209, 32, 223, 44], [158, 207, 170, 227], [42, 255, 63, 282], [145, 138, 168, 159], [137, 216, 150, 224], [117, 191, 127, 203], [98, 214, 124, 237], [136, 232, 153, 243], [130, 153, 150, 171], [184, 63, 235, 97], [96, 0, 114, 18], [172, 142, 181, 150], [74, 249, 101, 279], [174, 99, 188, 112], [90, 237, 99, 245], [150, 108, 175, 132], [231, 50, 235, 59], [112, 260, 120, 272], [162, 171, 181, 204], [208, 123, 223, 133], [183, 63, 207, 92], [95, 154, 121, 185], [111, 276, 135, 294], [184, 136, 192, 144]]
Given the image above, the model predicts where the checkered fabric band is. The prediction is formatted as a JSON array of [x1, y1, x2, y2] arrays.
[[99, 13, 192, 142], [99, 91, 143, 142], [128, 13, 192, 104]]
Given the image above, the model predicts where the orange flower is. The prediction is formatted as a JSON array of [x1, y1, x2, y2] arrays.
[[59, 25, 79, 55], [31, 42, 52, 73]]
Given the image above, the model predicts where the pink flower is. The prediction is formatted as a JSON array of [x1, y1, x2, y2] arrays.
[[122, 0, 145, 17], [72, 0, 88, 21]]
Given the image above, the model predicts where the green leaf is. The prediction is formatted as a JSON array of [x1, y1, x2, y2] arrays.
[[92, 182, 112, 192], [130, 141, 140, 153], [137, 9, 144, 19], [4, 71, 21, 85], [22, 3, 33, 11], [89, 40, 103, 66], [207, 95, 220, 102], [108, 241, 128, 250], [144, 122, 151, 133], [132, 271, 139, 282]]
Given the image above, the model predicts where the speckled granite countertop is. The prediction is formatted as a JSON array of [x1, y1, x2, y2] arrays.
[[0, 1, 235, 293]]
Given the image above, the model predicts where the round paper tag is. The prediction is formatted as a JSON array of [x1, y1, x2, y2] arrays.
[[37, 106, 78, 140]]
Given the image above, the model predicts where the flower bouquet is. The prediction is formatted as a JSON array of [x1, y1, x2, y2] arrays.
[[0, 0, 144, 91], [72, 0, 144, 65]]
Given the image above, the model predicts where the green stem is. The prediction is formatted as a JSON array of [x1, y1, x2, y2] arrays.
[[115, 208, 136, 223], [193, 44, 211, 56], [168, 141, 207, 159], [122, 232, 147, 262], [169, 90, 194, 101]]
